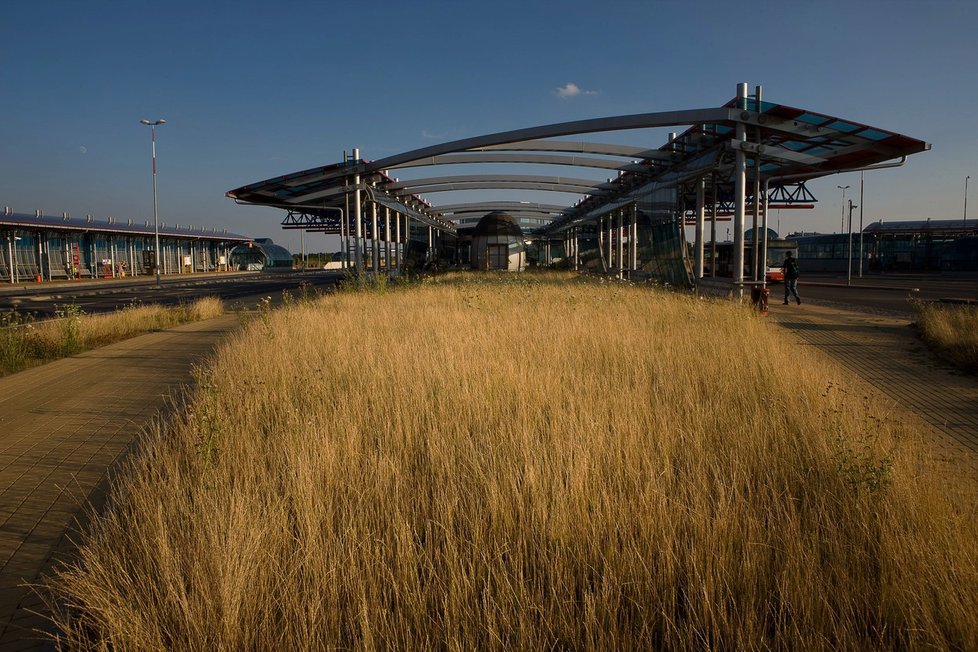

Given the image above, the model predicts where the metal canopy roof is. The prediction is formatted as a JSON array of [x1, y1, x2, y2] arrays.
[[1, 210, 250, 241], [227, 87, 929, 238]]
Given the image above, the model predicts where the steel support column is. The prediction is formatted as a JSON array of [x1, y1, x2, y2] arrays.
[[711, 173, 718, 277], [371, 198, 379, 274], [617, 208, 625, 278], [353, 148, 363, 274], [573, 228, 580, 270], [733, 83, 748, 292], [695, 178, 705, 278], [384, 206, 391, 270]]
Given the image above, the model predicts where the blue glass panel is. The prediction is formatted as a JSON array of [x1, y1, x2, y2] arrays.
[[858, 128, 891, 141], [806, 147, 832, 156], [795, 113, 827, 126], [826, 120, 861, 133], [782, 140, 809, 151]]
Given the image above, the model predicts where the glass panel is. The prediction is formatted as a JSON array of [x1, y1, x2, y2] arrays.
[[795, 113, 828, 126], [826, 120, 861, 133], [858, 128, 892, 141]]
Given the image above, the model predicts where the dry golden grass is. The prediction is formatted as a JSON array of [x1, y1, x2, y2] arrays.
[[0, 297, 224, 376], [913, 301, 978, 373], [49, 273, 977, 650]]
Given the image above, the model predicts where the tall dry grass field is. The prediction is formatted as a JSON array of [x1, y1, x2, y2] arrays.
[[913, 301, 978, 373], [0, 297, 224, 376], [50, 273, 977, 650]]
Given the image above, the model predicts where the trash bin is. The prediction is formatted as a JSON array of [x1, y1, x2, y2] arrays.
[[751, 285, 770, 315]]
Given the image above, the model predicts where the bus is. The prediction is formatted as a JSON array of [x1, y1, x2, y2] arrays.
[[704, 238, 798, 283]]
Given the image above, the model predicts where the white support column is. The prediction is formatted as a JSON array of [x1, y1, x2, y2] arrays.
[[710, 173, 718, 277], [695, 178, 705, 279], [598, 219, 605, 269], [371, 198, 379, 274], [353, 148, 362, 274], [45, 236, 53, 280], [384, 206, 391, 270], [616, 208, 624, 278], [9, 232, 16, 283], [395, 211, 402, 271], [733, 82, 748, 292], [630, 204, 638, 271], [573, 228, 580, 270], [427, 225, 433, 263]]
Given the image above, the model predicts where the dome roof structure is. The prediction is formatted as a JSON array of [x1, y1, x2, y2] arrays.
[[472, 211, 524, 238]]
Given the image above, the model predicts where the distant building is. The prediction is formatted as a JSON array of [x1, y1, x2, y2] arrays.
[[469, 212, 526, 272], [0, 207, 249, 283], [229, 238, 293, 271], [789, 219, 978, 272]]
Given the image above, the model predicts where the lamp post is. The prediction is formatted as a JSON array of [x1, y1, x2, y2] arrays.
[[965, 175, 971, 225], [847, 199, 857, 285], [837, 184, 849, 232], [140, 118, 166, 286]]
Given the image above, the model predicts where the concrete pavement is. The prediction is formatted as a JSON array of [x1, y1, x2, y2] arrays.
[[768, 301, 978, 457], [0, 314, 240, 650]]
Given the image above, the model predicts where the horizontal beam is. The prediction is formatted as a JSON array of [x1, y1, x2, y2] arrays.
[[383, 174, 609, 192], [392, 181, 608, 196], [364, 107, 728, 173], [387, 152, 655, 172]]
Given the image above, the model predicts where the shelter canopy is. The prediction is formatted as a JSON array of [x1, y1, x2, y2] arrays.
[[226, 87, 930, 237]]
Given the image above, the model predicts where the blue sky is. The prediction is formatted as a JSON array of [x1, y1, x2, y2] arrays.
[[2, 0, 976, 253]]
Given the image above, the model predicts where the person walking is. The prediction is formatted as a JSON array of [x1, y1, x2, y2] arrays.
[[782, 251, 801, 305]]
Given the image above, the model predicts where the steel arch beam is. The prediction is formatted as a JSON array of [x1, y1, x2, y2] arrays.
[[383, 174, 611, 192], [437, 201, 566, 214], [364, 107, 728, 173], [386, 152, 658, 172], [474, 140, 672, 159], [392, 181, 609, 196]]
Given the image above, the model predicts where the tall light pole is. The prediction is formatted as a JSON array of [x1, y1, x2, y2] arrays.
[[847, 199, 857, 285], [837, 184, 849, 232], [140, 118, 166, 286], [965, 175, 971, 225]]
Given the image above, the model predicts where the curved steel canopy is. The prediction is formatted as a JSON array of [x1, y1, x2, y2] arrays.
[[227, 88, 930, 238]]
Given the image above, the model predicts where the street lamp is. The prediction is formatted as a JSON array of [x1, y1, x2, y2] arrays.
[[965, 175, 971, 225], [837, 185, 850, 232], [140, 118, 166, 286]]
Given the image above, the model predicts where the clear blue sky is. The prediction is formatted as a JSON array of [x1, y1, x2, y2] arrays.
[[2, 0, 976, 253]]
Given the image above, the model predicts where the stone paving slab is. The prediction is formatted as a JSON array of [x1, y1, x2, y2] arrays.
[[0, 315, 239, 650], [768, 302, 978, 459]]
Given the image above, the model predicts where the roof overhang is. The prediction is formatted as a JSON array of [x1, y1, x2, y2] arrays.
[[227, 88, 930, 238]]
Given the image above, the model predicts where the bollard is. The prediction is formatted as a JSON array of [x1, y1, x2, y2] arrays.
[[751, 285, 770, 316]]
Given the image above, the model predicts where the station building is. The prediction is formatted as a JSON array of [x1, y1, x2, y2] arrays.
[[228, 238, 294, 271], [1, 207, 250, 283], [791, 219, 978, 273], [227, 82, 931, 293], [468, 211, 526, 271]]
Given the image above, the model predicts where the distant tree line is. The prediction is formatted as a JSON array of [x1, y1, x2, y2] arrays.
[[291, 252, 343, 268]]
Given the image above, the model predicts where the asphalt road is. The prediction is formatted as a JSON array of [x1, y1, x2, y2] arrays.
[[784, 272, 977, 317], [0, 270, 345, 320], [1, 269, 974, 321]]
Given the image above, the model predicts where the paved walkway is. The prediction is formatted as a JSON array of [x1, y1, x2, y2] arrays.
[[0, 315, 240, 651], [768, 302, 978, 458]]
